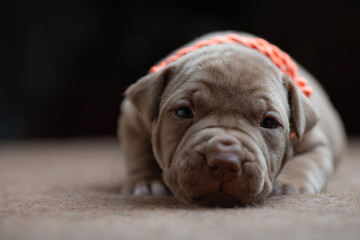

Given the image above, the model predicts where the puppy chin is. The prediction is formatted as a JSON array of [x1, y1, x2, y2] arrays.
[[192, 192, 243, 208]]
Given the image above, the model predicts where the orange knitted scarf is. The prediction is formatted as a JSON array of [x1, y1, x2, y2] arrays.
[[150, 34, 313, 98]]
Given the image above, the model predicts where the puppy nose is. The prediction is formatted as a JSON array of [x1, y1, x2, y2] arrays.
[[205, 136, 243, 182]]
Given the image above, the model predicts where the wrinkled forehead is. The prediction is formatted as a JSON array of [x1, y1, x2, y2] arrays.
[[167, 44, 283, 89], [180, 44, 280, 75], [163, 44, 287, 109]]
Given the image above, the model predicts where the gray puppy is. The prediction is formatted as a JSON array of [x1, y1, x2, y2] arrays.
[[118, 32, 346, 207]]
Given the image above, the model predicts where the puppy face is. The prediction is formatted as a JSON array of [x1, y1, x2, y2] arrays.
[[126, 44, 318, 206]]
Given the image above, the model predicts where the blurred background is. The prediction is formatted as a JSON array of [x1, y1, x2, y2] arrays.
[[1, 0, 359, 140]]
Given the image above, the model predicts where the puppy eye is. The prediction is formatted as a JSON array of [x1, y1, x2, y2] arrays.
[[260, 117, 279, 129], [176, 107, 194, 119]]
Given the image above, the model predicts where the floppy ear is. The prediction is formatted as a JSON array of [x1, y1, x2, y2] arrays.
[[284, 75, 320, 140], [125, 67, 172, 123]]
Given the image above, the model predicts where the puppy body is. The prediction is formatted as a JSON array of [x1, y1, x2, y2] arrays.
[[119, 32, 346, 206]]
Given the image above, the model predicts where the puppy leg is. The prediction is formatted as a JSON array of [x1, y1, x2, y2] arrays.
[[273, 127, 334, 195], [119, 100, 168, 196]]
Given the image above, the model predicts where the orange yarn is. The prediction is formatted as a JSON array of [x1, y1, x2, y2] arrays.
[[150, 34, 313, 98]]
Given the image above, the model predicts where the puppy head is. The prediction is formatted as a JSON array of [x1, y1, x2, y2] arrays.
[[126, 44, 318, 206]]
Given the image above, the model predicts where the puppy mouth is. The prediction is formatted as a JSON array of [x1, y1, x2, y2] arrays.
[[170, 131, 269, 207], [192, 191, 243, 208], [171, 153, 267, 207]]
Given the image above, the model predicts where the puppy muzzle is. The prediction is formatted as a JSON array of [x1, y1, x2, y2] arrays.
[[176, 133, 268, 206]]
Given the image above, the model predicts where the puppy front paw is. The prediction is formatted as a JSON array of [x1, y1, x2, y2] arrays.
[[121, 179, 169, 196], [272, 179, 314, 196]]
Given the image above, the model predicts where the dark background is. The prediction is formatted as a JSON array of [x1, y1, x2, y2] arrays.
[[1, 0, 359, 140]]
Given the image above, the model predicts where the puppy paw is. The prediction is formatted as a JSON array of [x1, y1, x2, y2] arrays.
[[121, 179, 169, 196], [272, 180, 314, 196]]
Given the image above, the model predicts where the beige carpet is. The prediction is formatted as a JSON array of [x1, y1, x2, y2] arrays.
[[0, 138, 359, 240]]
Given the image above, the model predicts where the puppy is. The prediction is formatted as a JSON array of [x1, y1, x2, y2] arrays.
[[118, 32, 346, 207]]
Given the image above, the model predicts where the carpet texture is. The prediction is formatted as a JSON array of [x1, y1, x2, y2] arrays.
[[0, 138, 359, 240]]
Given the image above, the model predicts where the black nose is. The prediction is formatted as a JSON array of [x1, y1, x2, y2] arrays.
[[205, 136, 243, 182]]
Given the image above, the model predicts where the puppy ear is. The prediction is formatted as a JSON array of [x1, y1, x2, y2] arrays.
[[125, 67, 172, 123], [284, 75, 319, 140]]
